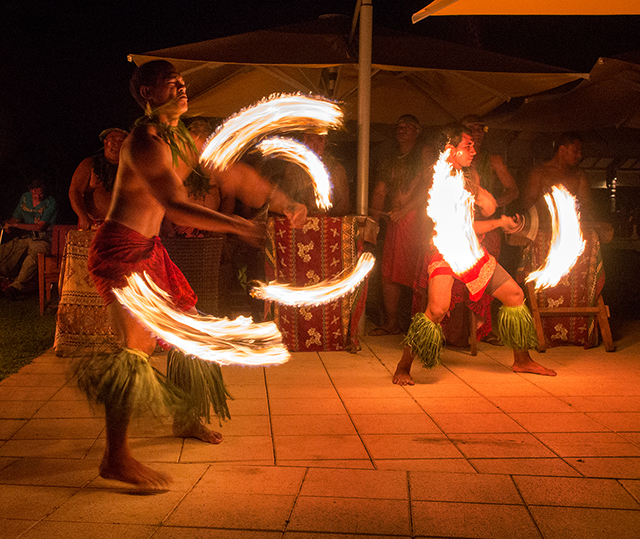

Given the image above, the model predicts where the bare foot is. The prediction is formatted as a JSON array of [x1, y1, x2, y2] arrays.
[[392, 367, 415, 385], [173, 419, 223, 444], [512, 359, 557, 376], [99, 455, 171, 489]]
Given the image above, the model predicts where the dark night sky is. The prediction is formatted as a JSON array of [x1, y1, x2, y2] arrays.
[[2, 0, 640, 221]]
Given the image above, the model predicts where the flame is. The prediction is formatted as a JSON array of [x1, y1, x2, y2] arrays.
[[526, 185, 586, 290], [250, 252, 375, 306], [427, 150, 484, 274], [112, 273, 290, 366], [200, 93, 343, 171], [256, 137, 332, 210]]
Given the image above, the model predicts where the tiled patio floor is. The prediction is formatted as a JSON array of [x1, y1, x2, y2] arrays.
[[2, 319, 640, 538]]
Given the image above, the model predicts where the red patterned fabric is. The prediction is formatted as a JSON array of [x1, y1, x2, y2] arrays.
[[381, 208, 427, 287], [88, 220, 197, 311], [518, 227, 604, 348], [265, 215, 367, 352]]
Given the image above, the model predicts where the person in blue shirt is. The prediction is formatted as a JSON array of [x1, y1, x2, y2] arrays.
[[1, 178, 57, 298]]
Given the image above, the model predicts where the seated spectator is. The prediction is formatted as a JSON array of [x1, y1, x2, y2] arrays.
[[69, 128, 127, 230], [1, 178, 57, 298]]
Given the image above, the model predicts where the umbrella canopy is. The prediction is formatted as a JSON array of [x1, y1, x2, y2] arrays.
[[128, 15, 585, 127], [413, 0, 640, 22], [487, 56, 640, 132]]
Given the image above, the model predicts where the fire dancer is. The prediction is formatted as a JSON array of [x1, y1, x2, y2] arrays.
[[392, 124, 556, 386], [74, 60, 297, 489]]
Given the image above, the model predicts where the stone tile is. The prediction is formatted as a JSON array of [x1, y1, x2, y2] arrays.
[[0, 519, 38, 539], [530, 506, 640, 539], [489, 396, 577, 413], [334, 385, 410, 399], [0, 457, 99, 487], [587, 412, 640, 432], [0, 485, 77, 520], [0, 419, 27, 440], [561, 396, 640, 412], [87, 436, 183, 464], [403, 383, 480, 398], [227, 398, 269, 416], [20, 521, 156, 539], [565, 457, 640, 479], [299, 468, 408, 499], [50, 386, 87, 401], [341, 397, 424, 415], [269, 398, 347, 415], [267, 384, 338, 399], [0, 400, 46, 419], [508, 412, 610, 432], [271, 414, 356, 435], [412, 501, 541, 538], [47, 488, 185, 525], [374, 458, 476, 473], [350, 413, 441, 434], [216, 414, 271, 436], [410, 471, 523, 504], [283, 533, 406, 539], [198, 465, 304, 495], [181, 435, 274, 463], [287, 496, 411, 535], [621, 479, 640, 504], [31, 400, 99, 419], [451, 433, 556, 459], [278, 460, 374, 469], [158, 530, 282, 539], [467, 382, 551, 397], [413, 396, 500, 413], [17, 361, 68, 373], [0, 373, 70, 387], [274, 435, 368, 461], [0, 439, 96, 459], [0, 386, 59, 401], [361, 433, 463, 459], [514, 476, 640, 509], [11, 418, 104, 440], [470, 458, 581, 477], [224, 383, 266, 399], [429, 412, 526, 433], [166, 491, 295, 531], [534, 432, 640, 457]]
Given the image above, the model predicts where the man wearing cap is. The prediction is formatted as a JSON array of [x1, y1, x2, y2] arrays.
[[69, 128, 128, 230]]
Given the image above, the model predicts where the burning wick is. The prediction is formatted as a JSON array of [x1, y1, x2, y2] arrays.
[[427, 150, 484, 274], [200, 93, 343, 171], [256, 137, 332, 211], [250, 252, 375, 306], [113, 273, 290, 366], [526, 185, 586, 290]]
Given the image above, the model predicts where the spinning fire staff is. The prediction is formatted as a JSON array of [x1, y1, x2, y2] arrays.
[[392, 125, 559, 387]]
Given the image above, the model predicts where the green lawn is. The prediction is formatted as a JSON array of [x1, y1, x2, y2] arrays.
[[0, 294, 56, 381]]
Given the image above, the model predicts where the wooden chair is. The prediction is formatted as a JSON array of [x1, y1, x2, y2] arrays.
[[37, 225, 76, 315], [521, 228, 615, 353], [526, 281, 615, 352], [163, 235, 226, 316]]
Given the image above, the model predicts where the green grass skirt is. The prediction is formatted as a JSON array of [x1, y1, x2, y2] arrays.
[[403, 313, 445, 370], [72, 347, 231, 425], [497, 304, 539, 350]]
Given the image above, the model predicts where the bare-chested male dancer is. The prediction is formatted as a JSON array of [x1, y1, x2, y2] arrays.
[[393, 124, 556, 386], [76, 60, 306, 488]]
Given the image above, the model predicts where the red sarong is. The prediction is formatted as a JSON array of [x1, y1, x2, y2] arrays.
[[425, 248, 496, 302], [88, 220, 197, 311]]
